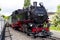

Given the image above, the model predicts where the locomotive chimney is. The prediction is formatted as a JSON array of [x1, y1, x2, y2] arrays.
[[33, 2, 37, 7]]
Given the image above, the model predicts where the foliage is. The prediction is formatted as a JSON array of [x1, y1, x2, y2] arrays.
[[24, 0, 31, 8], [15, 0, 31, 19], [0, 8, 1, 11], [51, 5, 60, 27], [2, 15, 10, 21], [50, 25, 60, 31]]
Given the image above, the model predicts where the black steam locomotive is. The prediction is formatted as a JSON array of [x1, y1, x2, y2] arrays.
[[11, 2, 51, 38]]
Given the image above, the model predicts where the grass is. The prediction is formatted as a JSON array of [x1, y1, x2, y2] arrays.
[[50, 25, 60, 32]]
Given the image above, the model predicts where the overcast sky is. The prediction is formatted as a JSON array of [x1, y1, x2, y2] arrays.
[[0, 0, 60, 16]]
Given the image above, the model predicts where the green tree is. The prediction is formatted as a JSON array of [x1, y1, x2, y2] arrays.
[[0, 8, 1, 11], [2, 15, 10, 21], [15, 0, 31, 20], [52, 5, 60, 27], [24, 0, 31, 8]]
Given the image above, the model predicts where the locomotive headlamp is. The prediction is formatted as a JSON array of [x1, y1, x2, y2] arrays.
[[30, 24, 33, 27], [28, 23, 33, 27]]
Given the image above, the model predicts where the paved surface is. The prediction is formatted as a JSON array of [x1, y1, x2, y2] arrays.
[[50, 30, 60, 38], [5, 27, 60, 40]]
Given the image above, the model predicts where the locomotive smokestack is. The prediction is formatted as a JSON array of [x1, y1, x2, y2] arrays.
[[33, 2, 37, 7]]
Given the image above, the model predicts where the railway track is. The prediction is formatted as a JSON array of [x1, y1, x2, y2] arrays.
[[5, 27, 12, 40], [5, 27, 60, 40]]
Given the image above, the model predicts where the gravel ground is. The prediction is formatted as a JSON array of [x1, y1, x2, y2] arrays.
[[5, 27, 60, 40]]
